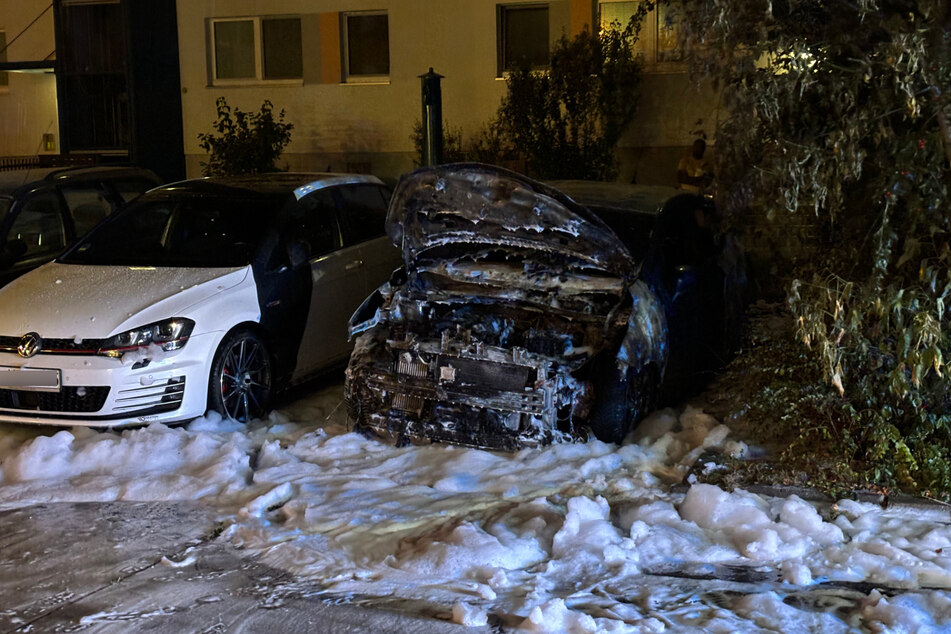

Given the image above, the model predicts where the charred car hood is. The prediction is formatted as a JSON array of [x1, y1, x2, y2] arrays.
[[386, 163, 635, 280]]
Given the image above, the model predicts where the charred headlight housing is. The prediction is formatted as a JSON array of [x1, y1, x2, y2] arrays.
[[99, 318, 195, 357]]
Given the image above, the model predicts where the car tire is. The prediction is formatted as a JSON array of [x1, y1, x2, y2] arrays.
[[590, 364, 658, 444], [208, 328, 272, 423]]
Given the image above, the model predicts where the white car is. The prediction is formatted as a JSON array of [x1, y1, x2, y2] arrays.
[[0, 173, 401, 426]]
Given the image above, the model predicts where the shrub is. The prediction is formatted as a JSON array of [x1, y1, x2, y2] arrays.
[[680, 1, 951, 497], [494, 9, 650, 181], [410, 120, 468, 166], [197, 97, 294, 176]]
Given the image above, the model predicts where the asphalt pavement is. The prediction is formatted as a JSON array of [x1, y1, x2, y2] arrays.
[[0, 502, 490, 633]]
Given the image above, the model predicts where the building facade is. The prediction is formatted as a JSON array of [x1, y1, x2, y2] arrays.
[[0, 1, 58, 160], [1, 0, 718, 185]]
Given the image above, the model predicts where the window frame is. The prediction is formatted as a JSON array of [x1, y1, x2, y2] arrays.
[[340, 10, 391, 84], [598, 0, 686, 74], [496, 3, 550, 77], [209, 16, 303, 85]]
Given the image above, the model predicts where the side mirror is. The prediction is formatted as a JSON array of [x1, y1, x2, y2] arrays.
[[0, 239, 27, 268]]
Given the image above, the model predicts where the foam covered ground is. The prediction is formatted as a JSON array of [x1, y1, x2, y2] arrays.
[[0, 382, 949, 632]]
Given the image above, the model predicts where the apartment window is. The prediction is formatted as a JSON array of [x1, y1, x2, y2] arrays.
[[497, 4, 549, 76], [599, 1, 685, 71], [342, 11, 390, 81], [211, 17, 302, 83]]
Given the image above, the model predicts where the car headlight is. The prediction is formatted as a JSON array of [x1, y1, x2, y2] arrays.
[[99, 318, 195, 357]]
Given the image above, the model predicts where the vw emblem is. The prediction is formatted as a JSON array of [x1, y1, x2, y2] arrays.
[[17, 332, 42, 358]]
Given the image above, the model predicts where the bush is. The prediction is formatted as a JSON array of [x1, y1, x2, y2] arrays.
[[680, 1, 951, 497], [197, 97, 294, 176], [409, 118, 520, 169], [410, 120, 468, 166], [494, 10, 650, 181]]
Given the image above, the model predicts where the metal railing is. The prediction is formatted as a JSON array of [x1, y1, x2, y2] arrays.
[[0, 154, 97, 172]]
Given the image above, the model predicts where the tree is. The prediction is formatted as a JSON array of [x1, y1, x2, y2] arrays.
[[681, 1, 951, 494], [197, 97, 294, 176], [494, 8, 652, 181]]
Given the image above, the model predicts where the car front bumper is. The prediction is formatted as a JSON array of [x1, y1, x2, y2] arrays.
[[0, 332, 219, 427]]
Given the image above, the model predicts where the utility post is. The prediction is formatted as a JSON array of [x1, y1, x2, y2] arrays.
[[419, 68, 444, 166]]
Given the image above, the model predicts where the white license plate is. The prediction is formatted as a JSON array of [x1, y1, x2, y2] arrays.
[[0, 367, 61, 392]]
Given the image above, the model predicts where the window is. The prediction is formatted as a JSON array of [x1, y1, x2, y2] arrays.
[[342, 11, 390, 81], [497, 4, 549, 76], [60, 0, 129, 150], [599, 1, 685, 71], [295, 191, 340, 258], [211, 17, 302, 83], [335, 184, 389, 245], [61, 186, 113, 236], [10, 194, 66, 258]]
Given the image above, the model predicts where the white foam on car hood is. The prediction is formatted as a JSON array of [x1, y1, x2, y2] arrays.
[[0, 262, 249, 339]]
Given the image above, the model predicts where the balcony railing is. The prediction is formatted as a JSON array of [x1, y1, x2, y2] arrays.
[[0, 154, 97, 172]]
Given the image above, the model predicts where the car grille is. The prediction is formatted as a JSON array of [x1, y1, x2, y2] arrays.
[[0, 335, 105, 355], [0, 377, 185, 415], [0, 386, 110, 412]]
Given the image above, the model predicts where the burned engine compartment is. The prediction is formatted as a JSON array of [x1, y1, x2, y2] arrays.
[[345, 164, 668, 451]]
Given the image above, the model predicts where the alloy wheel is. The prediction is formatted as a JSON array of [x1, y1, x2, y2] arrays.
[[217, 333, 271, 423]]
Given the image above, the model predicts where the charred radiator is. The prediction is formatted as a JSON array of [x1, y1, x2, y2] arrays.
[[385, 351, 546, 416]]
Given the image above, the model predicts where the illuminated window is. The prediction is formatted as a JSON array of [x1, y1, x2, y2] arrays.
[[342, 11, 390, 82], [211, 17, 302, 83], [497, 4, 550, 75], [599, 1, 685, 71]]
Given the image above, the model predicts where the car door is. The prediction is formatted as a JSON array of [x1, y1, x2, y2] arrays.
[[290, 188, 367, 380], [333, 183, 401, 296], [0, 191, 69, 287]]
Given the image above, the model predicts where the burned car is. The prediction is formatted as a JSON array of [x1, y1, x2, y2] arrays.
[[344, 163, 682, 450], [549, 180, 748, 395]]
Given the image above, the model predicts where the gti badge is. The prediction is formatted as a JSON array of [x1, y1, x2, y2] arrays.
[[17, 332, 42, 358]]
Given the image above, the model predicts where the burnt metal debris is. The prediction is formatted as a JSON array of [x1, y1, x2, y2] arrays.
[[345, 163, 747, 451]]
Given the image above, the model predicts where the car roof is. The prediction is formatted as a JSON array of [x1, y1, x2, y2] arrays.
[[547, 181, 682, 215], [156, 172, 384, 198], [0, 165, 160, 196]]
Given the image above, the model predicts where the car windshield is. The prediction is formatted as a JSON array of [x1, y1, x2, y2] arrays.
[[60, 194, 278, 267]]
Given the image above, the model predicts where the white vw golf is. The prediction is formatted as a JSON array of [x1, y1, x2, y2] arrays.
[[0, 173, 400, 426]]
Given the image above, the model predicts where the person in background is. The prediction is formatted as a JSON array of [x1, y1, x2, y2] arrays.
[[677, 138, 714, 194]]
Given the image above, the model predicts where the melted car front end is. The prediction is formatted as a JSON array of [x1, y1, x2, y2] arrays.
[[346, 164, 667, 450]]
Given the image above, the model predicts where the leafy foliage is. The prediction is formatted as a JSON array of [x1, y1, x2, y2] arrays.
[[197, 97, 294, 176], [494, 8, 651, 180], [410, 120, 468, 166], [409, 117, 521, 169], [679, 1, 951, 497]]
